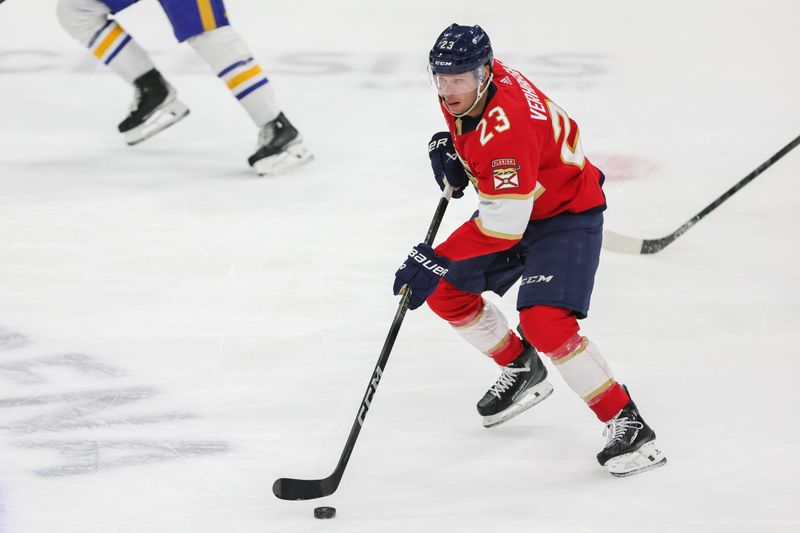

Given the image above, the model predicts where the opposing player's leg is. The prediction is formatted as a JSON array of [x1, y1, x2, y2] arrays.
[[517, 211, 666, 476], [427, 250, 553, 428], [246, 111, 312, 176], [170, 1, 310, 174], [116, 69, 189, 145], [56, 0, 189, 144]]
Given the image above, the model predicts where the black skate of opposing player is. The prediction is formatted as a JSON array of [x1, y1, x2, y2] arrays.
[[477, 340, 553, 428], [118, 69, 189, 146], [597, 388, 667, 477], [247, 112, 312, 176]]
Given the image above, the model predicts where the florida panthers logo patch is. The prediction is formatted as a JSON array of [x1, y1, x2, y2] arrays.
[[491, 158, 520, 190]]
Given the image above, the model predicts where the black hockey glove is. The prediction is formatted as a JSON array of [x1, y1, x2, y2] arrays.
[[393, 243, 451, 310], [428, 132, 469, 199]]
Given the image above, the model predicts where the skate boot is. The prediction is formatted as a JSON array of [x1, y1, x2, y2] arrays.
[[248, 112, 313, 175], [477, 340, 553, 428], [118, 69, 189, 146], [597, 388, 667, 477]]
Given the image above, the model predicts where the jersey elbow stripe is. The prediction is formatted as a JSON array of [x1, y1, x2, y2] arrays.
[[476, 195, 533, 238], [475, 218, 524, 240], [478, 190, 536, 201], [478, 184, 546, 202]]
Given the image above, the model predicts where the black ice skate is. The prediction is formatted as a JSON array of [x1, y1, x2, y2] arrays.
[[118, 69, 189, 146], [248, 112, 312, 175], [477, 340, 553, 428], [596, 389, 667, 477]]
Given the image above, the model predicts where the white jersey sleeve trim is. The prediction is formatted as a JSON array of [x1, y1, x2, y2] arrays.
[[475, 193, 534, 240]]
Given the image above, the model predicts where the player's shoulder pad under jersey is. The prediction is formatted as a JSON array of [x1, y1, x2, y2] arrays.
[[492, 59, 550, 125]]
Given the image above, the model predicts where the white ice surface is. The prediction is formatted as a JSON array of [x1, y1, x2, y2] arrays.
[[1, 1, 799, 532]]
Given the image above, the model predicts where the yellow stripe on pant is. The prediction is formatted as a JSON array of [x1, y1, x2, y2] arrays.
[[197, 0, 218, 32]]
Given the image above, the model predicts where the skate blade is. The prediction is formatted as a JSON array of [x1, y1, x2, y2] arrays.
[[606, 440, 667, 477], [124, 100, 190, 146], [482, 380, 554, 428], [251, 138, 313, 176]]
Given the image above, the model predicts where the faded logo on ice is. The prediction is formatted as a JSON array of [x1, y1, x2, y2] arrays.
[[0, 326, 228, 477]]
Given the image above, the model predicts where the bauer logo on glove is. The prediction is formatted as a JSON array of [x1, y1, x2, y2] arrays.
[[408, 247, 449, 276], [428, 131, 470, 198], [393, 243, 451, 310]]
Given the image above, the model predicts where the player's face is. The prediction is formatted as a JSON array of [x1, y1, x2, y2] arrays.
[[432, 70, 482, 115]]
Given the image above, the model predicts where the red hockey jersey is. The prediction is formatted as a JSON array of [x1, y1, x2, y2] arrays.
[[435, 59, 606, 261]]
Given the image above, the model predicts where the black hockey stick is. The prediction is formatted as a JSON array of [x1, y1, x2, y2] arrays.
[[273, 185, 454, 501], [603, 133, 800, 254]]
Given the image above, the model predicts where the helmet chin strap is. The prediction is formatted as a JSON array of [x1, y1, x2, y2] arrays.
[[445, 71, 494, 118]]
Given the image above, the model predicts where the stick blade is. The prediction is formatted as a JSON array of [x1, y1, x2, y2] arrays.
[[602, 229, 645, 254], [273, 476, 336, 501]]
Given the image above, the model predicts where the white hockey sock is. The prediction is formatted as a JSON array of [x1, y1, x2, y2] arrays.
[[449, 299, 517, 360], [57, 0, 154, 83], [545, 334, 616, 404], [89, 21, 154, 83], [187, 26, 280, 127]]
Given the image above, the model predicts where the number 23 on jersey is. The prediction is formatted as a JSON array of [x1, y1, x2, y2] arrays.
[[477, 106, 510, 146], [477, 102, 586, 169]]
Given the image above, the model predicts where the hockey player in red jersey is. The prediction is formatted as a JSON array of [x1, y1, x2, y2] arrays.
[[393, 23, 666, 477]]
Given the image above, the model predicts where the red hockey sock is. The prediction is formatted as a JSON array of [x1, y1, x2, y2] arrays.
[[490, 333, 523, 366], [588, 382, 630, 422]]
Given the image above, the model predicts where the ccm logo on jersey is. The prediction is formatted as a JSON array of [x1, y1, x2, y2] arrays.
[[491, 158, 521, 190], [521, 275, 554, 285]]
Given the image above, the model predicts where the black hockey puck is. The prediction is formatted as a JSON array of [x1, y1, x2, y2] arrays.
[[313, 506, 336, 519]]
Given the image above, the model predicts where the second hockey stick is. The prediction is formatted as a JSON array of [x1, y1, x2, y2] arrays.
[[273, 185, 454, 501], [603, 133, 800, 254]]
